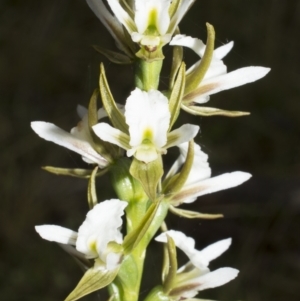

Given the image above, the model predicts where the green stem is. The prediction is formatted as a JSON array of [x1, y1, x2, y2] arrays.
[[110, 159, 170, 301], [135, 59, 163, 91]]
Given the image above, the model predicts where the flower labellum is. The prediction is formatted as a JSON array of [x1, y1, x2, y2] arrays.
[[170, 34, 271, 106], [31, 106, 109, 168], [93, 88, 199, 163], [165, 142, 252, 205], [35, 199, 127, 271], [156, 230, 239, 299]]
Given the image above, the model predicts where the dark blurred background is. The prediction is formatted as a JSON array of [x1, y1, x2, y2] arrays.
[[1, 0, 299, 300]]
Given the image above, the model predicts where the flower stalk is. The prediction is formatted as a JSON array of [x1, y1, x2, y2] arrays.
[[31, 1, 270, 301]]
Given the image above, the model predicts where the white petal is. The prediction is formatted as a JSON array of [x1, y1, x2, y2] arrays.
[[170, 35, 205, 56], [177, 142, 211, 186], [31, 121, 108, 167], [169, 0, 195, 34], [213, 41, 234, 60], [176, 171, 251, 203], [35, 225, 78, 245], [156, 230, 208, 268], [92, 123, 131, 150], [134, 0, 171, 35], [178, 171, 252, 203], [76, 199, 127, 261], [188, 95, 210, 104], [125, 88, 170, 149], [107, 0, 136, 33], [106, 253, 123, 271], [202, 59, 227, 81], [198, 66, 271, 98], [194, 267, 239, 291], [166, 124, 199, 149], [76, 105, 88, 119], [86, 0, 134, 56], [200, 238, 232, 263]]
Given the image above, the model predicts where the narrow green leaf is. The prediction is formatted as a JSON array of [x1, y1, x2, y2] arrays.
[[88, 89, 99, 128], [181, 104, 250, 117], [163, 140, 194, 196], [168, 63, 186, 130], [169, 28, 183, 89], [122, 199, 161, 255], [87, 166, 99, 209], [87, 89, 119, 162], [93, 45, 133, 64], [185, 23, 215, 95], [99, 64, 128, 133], [42, 166, 108, 179], [163, 236, 178, 294], [64, 266, 119, 301], [169, 205, 224, 219], [129, 156, 163, 201], [161, 223, 169, 283]]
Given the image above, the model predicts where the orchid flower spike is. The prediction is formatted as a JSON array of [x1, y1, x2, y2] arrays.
[[87, 0, 195, 54], [93, 88, 199, 164], [35, 199, 127, 271], [170, 35, 270, 113], [155, 230, 239, 299], [165, 142, 251, 205], [31, 106, 109, 168]]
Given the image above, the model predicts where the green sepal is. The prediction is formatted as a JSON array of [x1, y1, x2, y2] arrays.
[[87, 166, 98, 209], [88, 89, 99, 128], [163, 140, 194, 196], [168, 62, 186, 130], [169, 205, 224, 219], [135, 59, 163, 91], [122, 199, 161, 255], [143, 286, 170, 301], [93, 45, 134, 64], [42, 166, 108, 179], [110, 158, 147, 203], [129, 156, 163, 201], [88, 89, 119, 162], [181, 104, 250, 117], [169, 29, 183, 89], [99, 64, 129, 133], [64, 266, 119, 301], [162, 236, 178, 294], [185, 23, 215, 95]]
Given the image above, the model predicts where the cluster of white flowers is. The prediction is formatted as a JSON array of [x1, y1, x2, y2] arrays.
[[32, 1, 270, 301]]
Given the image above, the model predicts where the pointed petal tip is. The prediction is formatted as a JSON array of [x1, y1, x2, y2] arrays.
[[35, 225, 78, 245]]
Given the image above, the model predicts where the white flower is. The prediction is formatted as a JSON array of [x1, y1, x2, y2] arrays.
[[87, 0, 195, 50], [35, 199, 127, 271], [155, 230, 239, 299], [93, 88, 199, 163], [170, 35, 271, 103], [31, 106, 109, 168], [166, 142, 251, 204]]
